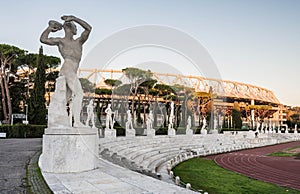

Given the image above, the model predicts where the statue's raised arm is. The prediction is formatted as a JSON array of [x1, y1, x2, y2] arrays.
[[40, 20, 63, 46], [61, 15, 92, 44]]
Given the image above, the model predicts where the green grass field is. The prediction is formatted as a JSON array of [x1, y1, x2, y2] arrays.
[[268, 146, 300, 157], [172, 158, 300, 194], [267, 151, 297, 157]]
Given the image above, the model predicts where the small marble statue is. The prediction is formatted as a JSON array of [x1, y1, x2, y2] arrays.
[[168, 101, 176, 136], [104, 104, 116, 138], [201, 117, 207, 130], [126, 110, 134, 130], [41, 15, 92, 128], [125, 110, 133, 130], [186, 116, 193, 135], [169, 101, 175, 130], [146, 110, 155, 136], [105, 104, 114, 130], [146, 110, 154, 130], [201, 116, 207, 135], [261, 122, 265, 133], [256, 121, 260, 132], [213, 117, 218, 130], [219, 116, 224, 129], [85, 100, 95, 128], [187, 116, 191, 130], [125, 110, 135, 137]]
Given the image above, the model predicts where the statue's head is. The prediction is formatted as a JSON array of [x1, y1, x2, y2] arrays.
[[63, 21, 77, 35]]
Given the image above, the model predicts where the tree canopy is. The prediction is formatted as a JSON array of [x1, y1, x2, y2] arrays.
[[79, 78, 95, 93], [0, 44, 60, 124], [104, 79, 122, 88], [28, 46, 47, 125], [0, 44, 26, 123]]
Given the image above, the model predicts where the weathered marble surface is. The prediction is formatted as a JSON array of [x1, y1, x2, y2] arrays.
[[47, 76, 71, 129], [201, 129, 207, 135], [186, 116, 193, 135], [42, 157, 197, 194], [125, 110, 135, 137], [41, 15, 92, 128], [147, 128, 156, 137], [104, 128, 116, 139], [168, 128, 176, 136], [85, 99, 96, 128], [40, 128, 98, 173]]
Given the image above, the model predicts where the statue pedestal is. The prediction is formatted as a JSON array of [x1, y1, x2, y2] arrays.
[[248, 130, 256, 138], [186, 129, 193, 136], [201, 129, 207, 135], [168, 128, 176, 136], [39, 127, 98, 173], [147, 128, 155, 137], [210, 129, 218, 134], [126, 129, 136, 137], [104, 128, 116, 139]]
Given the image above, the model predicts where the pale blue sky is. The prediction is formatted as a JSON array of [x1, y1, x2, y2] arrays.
[[1, 0, 300, 106]]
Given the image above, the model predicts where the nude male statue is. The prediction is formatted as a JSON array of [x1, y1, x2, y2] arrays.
[[86, 99, 95, 128], [126, 110, 134, 130], [169, 101, 174, 129], [105, 104, 114, 130], [40, 15, 92, 127]]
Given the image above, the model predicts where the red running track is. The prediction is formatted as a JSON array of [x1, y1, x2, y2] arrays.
[[207, 141, 300, 191]]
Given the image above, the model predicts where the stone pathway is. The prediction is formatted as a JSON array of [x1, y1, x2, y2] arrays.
[[43, 157, 197, 194], [0, 138, 42, 194]]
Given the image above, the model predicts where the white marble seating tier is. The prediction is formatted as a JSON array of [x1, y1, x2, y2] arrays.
[[116, 138, 171, 157], [98, 132, 300, 182], [121, 138, 205, 163]]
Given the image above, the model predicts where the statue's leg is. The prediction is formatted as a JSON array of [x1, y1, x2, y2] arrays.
[[86, 115, 90, 126], [91, 113, 95, 128], [66, 76, 85, 128], [109, 118, 113, 129], [106, 118, 109, 129], [73, 79, 84, 127]]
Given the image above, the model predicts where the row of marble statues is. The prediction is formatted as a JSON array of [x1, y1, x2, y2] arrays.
[[101, 102, 209, 138], [86, 101, 299, 138]]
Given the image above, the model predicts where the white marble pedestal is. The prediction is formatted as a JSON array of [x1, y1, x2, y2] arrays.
[[104, 128, 116, 139], [147, 128, 156, 137], [201, 129, 207, 135], [186, 129, 193, 136], [126, 129, 136, 137], [39, 127, 98, 173], [168, 128, 176, 136], [248, 130, 256, 138]]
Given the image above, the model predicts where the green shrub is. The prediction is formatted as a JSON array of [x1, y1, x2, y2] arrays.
[[0, 124, 46, 138], [176, 127, 186, 134], [155, 127, 168, 135]]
